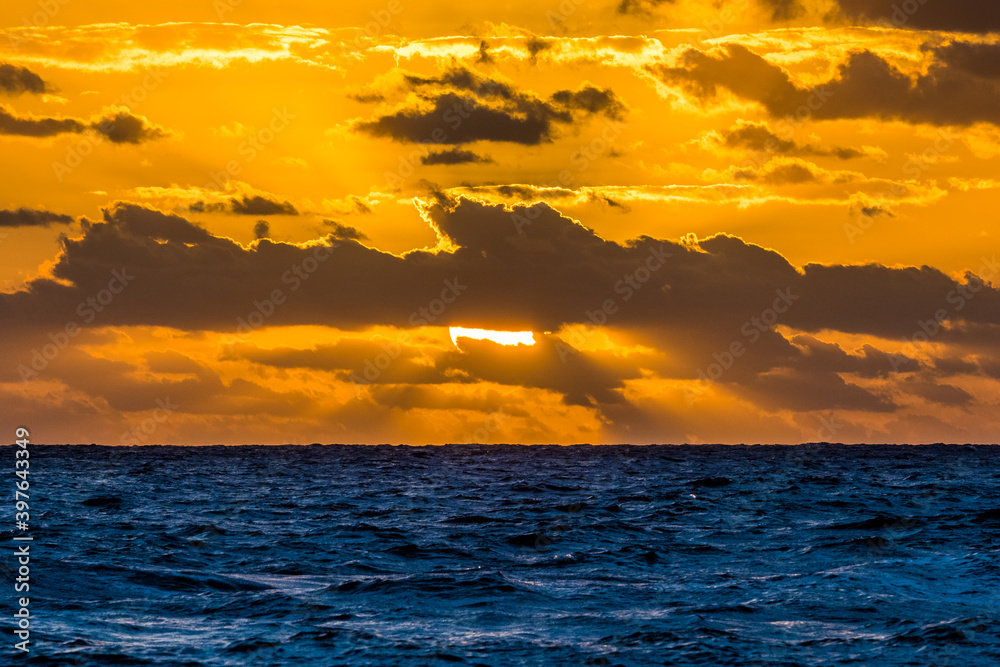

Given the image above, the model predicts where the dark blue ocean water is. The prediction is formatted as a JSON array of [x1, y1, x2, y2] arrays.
[[6, 444, 1000, 666]]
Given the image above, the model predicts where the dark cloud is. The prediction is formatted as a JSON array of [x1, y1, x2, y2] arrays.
[[616, 0, 672, 15], [356, 92, 553, 145], [476, 40, 493, 65], [658, 45, 803, 109], [850, 202, 894, 219], [930, 355, 980, 377], [322, 195, 372, 215], [226, 338, 441, 384], [724, 122, 799, 153], [0, 208, 74, 228], [0, 63, 49, 96], [735, 161, 822, 184], [901, 380, 974, 406], [227, 331, 640, 409], [362, 385, 522, 415], [7, 198, 997, 338], [401, 68, 517, 99], [459, 184, 578, 201], [618, 0, 799, 20], [834, 0, 1000, 33], [191, 194, 298, 216], [657, 44, 1000, 127], [35, 346, 314, 417], [587, 191, 631, 211], [91, 110, 169, 144], [525, 37, 552, 64], [721, 121, 865, 159], [356, 67, 625, 145], [0, 105, 86, 137], [348, 91, 386, 104], [934, 41, 1000, 79], [350, 197, 373, 214], [0, 104, 168, 142], [322, 220, 369, 241], [762, 0, 802, 20], [232, 195, 297, 216], [440, 335, 637, 407], [421, 148, 493, 165], [4, 198, 999, 414], [790, 335, 921, 377], [741, 368, 896, 412], [791, 262, 1000, 339], [253, 220, 270, 239], [550, 86, 627, 120], [95, 204, 218, 244]]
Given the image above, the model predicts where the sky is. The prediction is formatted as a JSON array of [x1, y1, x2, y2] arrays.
[[2, 0, 999, 444]]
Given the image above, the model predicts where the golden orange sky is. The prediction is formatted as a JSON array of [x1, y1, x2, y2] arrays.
[[2, 0, 999, 444]]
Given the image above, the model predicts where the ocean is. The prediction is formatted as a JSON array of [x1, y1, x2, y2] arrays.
[[9, 444, 1000, 665]]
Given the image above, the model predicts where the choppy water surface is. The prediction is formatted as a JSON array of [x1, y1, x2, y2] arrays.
[[11, 444, 1000, 665]]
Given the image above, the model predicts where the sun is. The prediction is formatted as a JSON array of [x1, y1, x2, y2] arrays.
[[449, 327, 536, 347]]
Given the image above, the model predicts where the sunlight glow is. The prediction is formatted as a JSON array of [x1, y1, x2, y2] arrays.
[[450, 327, 536, 347]]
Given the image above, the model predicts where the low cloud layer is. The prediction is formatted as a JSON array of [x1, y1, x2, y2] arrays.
[[3, 198, 998, 422], [5, 198, 997, 338]]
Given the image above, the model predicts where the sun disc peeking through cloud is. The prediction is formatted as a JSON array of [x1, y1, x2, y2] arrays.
[[450, 327, 536, 347]]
